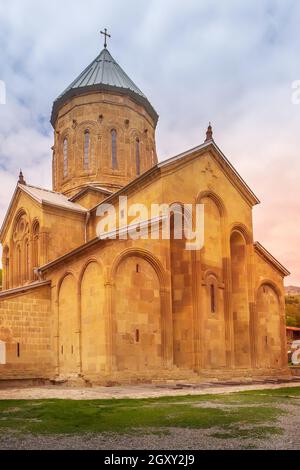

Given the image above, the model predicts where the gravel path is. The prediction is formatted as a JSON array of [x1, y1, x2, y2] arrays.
[[0, 381, 300, 400]]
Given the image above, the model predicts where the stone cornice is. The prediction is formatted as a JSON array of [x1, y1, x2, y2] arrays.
[[0, 280, 51, 299]]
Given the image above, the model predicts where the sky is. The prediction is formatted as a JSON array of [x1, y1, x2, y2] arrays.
[[0, 0, 299, 285]]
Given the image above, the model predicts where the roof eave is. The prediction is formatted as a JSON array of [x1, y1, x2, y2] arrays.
[[50, 84, 159, 128]]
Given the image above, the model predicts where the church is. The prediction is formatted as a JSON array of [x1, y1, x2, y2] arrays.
[[0, 33, 291, 385]]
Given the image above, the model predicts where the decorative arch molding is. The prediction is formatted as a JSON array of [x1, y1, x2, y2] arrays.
[[75, 120, 101, 141], [78, 257, 105, 288], [105, 122, 125, 138], [230, 223, 252, 245], [74, 120, 99, 173], [12, 207, 31, 234], [109, 247, 169, 289], [60, 127, 73, 142], [129, 128, 142, 140], [76, 119, 100, 131], [254, 278, 286, 369], [56, 271, 78, 301], [32, 218, 40, 233], [203, 269, 221, 285], [196, 190, 227, 218], [168, 201, 193, 232], [255, 279, 284, 306]]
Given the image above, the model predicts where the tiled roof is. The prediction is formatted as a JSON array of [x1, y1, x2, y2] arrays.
[[20, 184, 87, 213]]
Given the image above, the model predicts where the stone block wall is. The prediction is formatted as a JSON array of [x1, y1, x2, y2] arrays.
[[0, 284, 52, 379]]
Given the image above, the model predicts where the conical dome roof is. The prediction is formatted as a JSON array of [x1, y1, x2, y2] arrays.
[[51, 48, 158, 126]]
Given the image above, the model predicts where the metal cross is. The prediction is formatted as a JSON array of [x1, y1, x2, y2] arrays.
[[100, 28, 111, 48]]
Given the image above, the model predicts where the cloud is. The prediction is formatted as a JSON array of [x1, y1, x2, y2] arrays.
[[0, 0, 299, 283]]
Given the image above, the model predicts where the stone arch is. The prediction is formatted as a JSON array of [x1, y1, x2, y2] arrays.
[[230, 229, 251, 368], [57, 270, 77, 299], [57, 272, 79, 375], [32, 218, 40, 273], [110, 248, 172, 372], [129, 130, 144, 176], [12, 208, 30, 286], [255, 280, 285, 369], [75, 121, 99, 174], [79, 259, 106, 375], [204, 271, 220, 314], [196, 189, 227, 218], [106, 121, 125, 138], [230, 223, 252, 245], [12, 208, 30, 235], [60, 128, 73, 180], [107, 124, 124, 172], [109, 248, 168, 288], [198, 193, 224, 278]]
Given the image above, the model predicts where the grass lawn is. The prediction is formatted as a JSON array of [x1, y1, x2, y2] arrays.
[[0, 386, 299, 441]]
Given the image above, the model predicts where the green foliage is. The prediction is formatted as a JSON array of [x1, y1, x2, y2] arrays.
[[285, 295, 300, 327]]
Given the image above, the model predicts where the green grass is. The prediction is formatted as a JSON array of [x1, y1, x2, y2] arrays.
[[1, 386, 299, 440]]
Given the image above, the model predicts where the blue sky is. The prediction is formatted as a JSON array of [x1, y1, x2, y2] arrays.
[[0, 0, 300, 283]]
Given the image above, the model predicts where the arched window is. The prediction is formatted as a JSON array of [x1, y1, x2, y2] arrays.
[[84, 130, 90, 170], [32, 221, 40, 272], [25, 239, 29, 281], [111, 129, 117, 169], [136, 138, 140, 175], [210, 283, 216, 313], [17, 244, 22, 286], [63, 138, 68, 177]]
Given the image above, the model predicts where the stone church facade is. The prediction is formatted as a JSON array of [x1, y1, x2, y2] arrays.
[[0, 44, 290, 384]]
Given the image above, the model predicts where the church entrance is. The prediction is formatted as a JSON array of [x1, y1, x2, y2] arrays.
[[114, 256, 162, 372]]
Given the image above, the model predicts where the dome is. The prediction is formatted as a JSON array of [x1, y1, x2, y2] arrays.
[[51, 48, 158, 127]]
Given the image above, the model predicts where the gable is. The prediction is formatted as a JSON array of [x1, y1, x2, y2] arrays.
[[0, 187, 42, 244], [158, 141, 260, 208], [0, 184, 87, 243]]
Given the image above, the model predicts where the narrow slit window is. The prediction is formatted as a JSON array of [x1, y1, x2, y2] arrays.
[[84, 130, 90, 170], [111, 129, 117, 169], [210, 284, 216, 313], [17, 343, 20, 357], [135, 329, 140, 343], [63, 138, 68, 177], [136, 138, 140, 175], [136, 264, 140, 273]]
